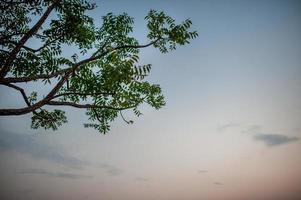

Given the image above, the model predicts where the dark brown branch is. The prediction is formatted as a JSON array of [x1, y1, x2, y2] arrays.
[[92, 108, 102, 123], [119, 111, 132, 124], [91, 40, 109, 58], [112, 38, 161, 51], [46, 101, 137, 110], [0, 82, 48, 119], [0, 81, 50, 119], [0, 2, 56, 79]]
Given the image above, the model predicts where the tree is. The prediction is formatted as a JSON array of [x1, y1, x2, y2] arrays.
[[0, 0, 198, 133]]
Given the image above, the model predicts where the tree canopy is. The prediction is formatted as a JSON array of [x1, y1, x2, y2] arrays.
[[0, 0, 198, 133]]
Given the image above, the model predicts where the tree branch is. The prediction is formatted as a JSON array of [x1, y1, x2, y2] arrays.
[[46, 101, 137, 110], [119, 111, 133, 124], [0, 82, 53, 122], [92, 108, 102, 123], [51, 91, 115, 99], [112, 38, 161, 51]]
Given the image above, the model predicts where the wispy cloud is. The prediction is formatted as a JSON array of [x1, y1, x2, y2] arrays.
[[213, 182, 223, 185], [98, 163, 123, 177], [18, 169, 93, 179], [0, 131, 89, 169], [217, 122, 241, 132], [197, 170, 208, 174], [254, 134, 299, 146]]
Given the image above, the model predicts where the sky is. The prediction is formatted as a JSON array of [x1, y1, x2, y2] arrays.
[[1, 0, 301, 199]]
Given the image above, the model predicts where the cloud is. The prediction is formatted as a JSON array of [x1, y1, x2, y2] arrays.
[[0, 131, 89, 169], [237, 125, 299, 146], [217, 122, 240, 132], [217, 124, 299, 147], [18, 169, 93, 179], [197, 170, 208, 174], [254, 134, 299, 146], [213, 182, 223, 185], [98, 163, 123, 177]]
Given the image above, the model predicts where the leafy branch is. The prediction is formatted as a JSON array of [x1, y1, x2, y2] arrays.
[[0, 0, 197, 133]]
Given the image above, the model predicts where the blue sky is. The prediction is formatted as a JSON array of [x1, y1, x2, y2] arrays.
[[0, 0, 301, 199]]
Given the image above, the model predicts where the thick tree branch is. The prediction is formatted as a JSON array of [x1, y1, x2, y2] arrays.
[[0, 82, 50, 121]]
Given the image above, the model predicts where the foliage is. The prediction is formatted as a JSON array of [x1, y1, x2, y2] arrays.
[[0, 0, 198, 134]]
